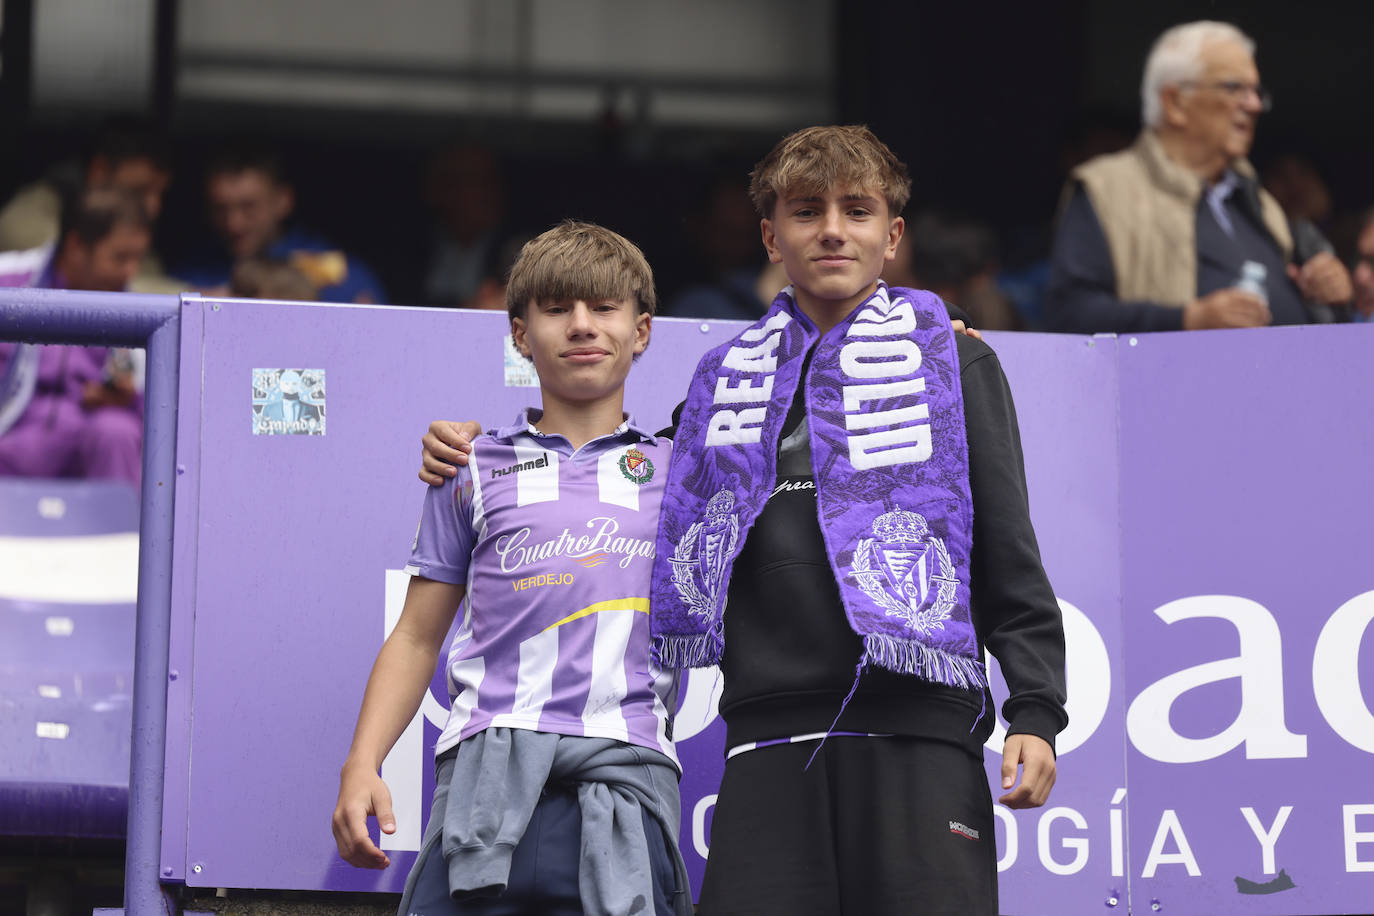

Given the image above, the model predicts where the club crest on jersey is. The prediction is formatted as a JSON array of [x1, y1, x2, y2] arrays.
[[618, 446, 655, 485], [851, 508, 957, 634], [670, 488, 739, 619]]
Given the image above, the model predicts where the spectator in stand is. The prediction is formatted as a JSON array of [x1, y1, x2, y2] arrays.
[[176, 145, 384, 304], [889, 211, 1023, 331], [421, 142, 509, 307], [459, 233, 531, 312], [1352, 209, 1374, 323], [0, 116, 181, 294], [998, 110, 1133, 330], [665, 174, 773, 321], [0, 189, 150, 487], [1046, 21, 1352, 334]]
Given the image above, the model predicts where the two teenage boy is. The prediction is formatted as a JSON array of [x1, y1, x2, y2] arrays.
[[336, 125, 1067, 915]]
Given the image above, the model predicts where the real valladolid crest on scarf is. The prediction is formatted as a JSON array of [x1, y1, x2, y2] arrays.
[[649, 282, 986, 690]]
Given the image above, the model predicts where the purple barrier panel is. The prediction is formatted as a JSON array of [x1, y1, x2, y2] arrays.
[[981, 333, 1126, 914], [172, 301, 746, 891], [1119, 324, 1374, 915]]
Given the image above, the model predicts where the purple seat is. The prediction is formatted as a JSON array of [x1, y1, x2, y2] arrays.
[[0, 478, 137, 838]]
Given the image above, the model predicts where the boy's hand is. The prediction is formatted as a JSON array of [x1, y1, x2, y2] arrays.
[[950, 319, 983, 341], [420, 420, 483, 485], [332, 762, 396, 869], [997, 733, 1056, 809]]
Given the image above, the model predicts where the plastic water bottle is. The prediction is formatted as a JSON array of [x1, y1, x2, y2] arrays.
[[1236, 260, 1268, 304]]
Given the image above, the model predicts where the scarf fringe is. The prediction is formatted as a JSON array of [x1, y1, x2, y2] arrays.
[[653, 632, 723, 670], [862, 634, 989, 690]]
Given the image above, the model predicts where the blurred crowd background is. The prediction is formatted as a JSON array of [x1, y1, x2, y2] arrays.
[[1, 3, 1372, 911], [3, 0, 1371, 327]]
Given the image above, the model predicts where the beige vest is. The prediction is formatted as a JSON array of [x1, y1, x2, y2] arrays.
[[1071, 131, 1292, 307]]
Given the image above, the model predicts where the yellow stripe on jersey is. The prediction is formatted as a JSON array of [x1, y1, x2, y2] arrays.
[[542, 596, 650, 632]]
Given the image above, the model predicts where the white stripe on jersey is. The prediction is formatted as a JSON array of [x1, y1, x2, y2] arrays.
[[581, 609, 634, 743], [597, 447, 640, 511], [514, 443, 559, 506], [648, 657, 678, 759], [468, 451, 489, 543], [512, 625, 559, 717], [439, 656, 487, 751]]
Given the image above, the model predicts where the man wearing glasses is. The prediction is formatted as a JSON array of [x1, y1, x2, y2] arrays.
[[1045, 21, 1352, 333]]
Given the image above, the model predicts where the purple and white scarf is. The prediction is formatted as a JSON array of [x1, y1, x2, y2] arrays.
[[650, 283, 986, 690]]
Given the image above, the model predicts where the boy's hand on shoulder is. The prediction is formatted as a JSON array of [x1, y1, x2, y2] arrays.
[[950, 319, 983, 342], [332, 760, 397, 869], [420, 420, 483, 485], [997, 733, 1056, 809]]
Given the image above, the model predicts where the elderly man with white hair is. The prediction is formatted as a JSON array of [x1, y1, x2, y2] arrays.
[[1046, 20, 1352, 333]]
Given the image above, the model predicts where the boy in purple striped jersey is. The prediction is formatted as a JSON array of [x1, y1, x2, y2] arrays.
[[333, 221, 689, 916]]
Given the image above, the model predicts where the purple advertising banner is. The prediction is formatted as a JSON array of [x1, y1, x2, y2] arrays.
[[161, 300, 1374, 914], [1117, 325, 1374, 916]]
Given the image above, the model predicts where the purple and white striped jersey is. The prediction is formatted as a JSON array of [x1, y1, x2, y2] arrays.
[[406, 410, 678, 768]]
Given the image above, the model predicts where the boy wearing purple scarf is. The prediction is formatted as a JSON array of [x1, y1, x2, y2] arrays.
[[421, 127, 1067, 915]]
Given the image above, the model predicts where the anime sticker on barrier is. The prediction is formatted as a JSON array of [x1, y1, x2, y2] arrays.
[[252, 368, 326, 436]]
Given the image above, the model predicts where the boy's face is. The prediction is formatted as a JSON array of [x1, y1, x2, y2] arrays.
[[761, 186, 903, 327], [512, 296, 650, 407]]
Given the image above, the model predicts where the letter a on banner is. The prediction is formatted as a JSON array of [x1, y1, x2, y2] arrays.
[[1126, 596, 1307, 763]]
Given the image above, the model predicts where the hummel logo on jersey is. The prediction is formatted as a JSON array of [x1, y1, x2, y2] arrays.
[[491, 454, 550, 478], [949, 821, 980, 840]]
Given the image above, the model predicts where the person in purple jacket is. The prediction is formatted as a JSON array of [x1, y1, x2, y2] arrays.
[[0, 188, 150, 487], [332, 221, 690, 916]]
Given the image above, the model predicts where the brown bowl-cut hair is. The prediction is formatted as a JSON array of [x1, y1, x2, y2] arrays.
[[748, 125, 912, 219], [505, 220, 657, 322]]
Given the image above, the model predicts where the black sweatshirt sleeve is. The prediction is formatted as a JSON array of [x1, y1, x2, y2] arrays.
[[958, 336, 1069, 750], [657, 399, 686, 440], [1045, 184, 1186, 334]]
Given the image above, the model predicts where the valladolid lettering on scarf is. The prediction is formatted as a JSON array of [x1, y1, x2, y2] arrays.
[[651, 283, 985, 689]]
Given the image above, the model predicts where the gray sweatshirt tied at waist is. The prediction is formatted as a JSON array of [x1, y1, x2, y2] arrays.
[[440, 727, 691, 916]]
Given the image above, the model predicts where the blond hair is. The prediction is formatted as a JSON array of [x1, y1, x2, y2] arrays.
[[749, 125, 912, 219], [505, 220, 657, 321]]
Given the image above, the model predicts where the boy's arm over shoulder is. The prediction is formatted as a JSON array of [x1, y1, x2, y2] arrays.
[[959, 338, 1068, 750], [409, 449, 481, 584], [420, 420, 485, 484]]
